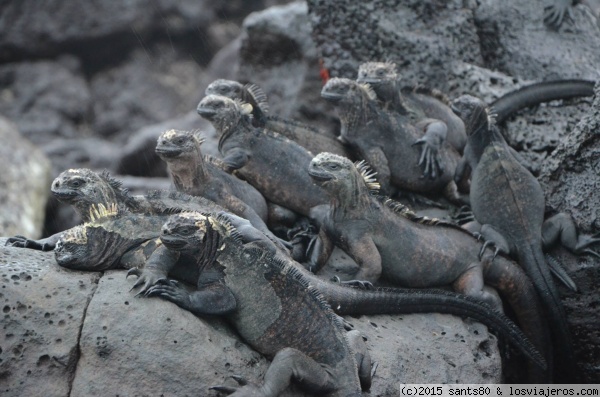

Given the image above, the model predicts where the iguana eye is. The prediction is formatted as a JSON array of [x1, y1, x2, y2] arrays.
[[376, 69, 385, 76], [179, 227, 195, 236], [70, 179, 86, 188], [328, 163, 340, 170], [175, 137, 185, 145]]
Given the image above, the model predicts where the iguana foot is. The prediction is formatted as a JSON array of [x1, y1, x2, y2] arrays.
[[544, 0, 575, 30], [572, 231, 600, 258], [5, 236, 55, 251], [127, 267, 168, 296], [478, 240, 502, 261], [413, 139, 444, 179], [144, 279, 192, 310], [331, 275, 374, 290]]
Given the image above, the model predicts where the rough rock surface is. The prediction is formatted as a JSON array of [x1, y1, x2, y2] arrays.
[[0, 242, 100, 397], [0, 118, 51, 239], [0, 240, 500, 396]]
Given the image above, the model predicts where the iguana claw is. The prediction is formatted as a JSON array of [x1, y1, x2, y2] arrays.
[[5, 235, 54, 251], [544, 0, 575, 30], [331, 276, 374, 290], [413, 139, 444, 180], [478, 240, 495, 260], [210, 375, 260, 396]]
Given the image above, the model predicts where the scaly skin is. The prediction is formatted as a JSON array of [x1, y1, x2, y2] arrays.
[[357, 61, 467, 151], [321, 77, 461, 198], [308, 152, 550, 381], [155, 129, 289, 250], [196, 94, 330, 220], [50, 206, 546, 378], [5, 168, 224, 251], [205, 79, 349, 157], [142, 212, 544, 393], [451, 95, 591, 381], [490, 79, 595, 124]]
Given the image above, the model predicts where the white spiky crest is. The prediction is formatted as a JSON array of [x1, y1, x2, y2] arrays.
[[233, 98, 254, 117], [244, 83, 270, 113], [358, 83, 377, 100], [88, 202, 118, 223], [189, 129, 206, 145], [354, 160, 380, 193]]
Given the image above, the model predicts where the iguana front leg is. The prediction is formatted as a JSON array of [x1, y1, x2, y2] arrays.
[[362, 146, 392, 196], [344, 236, 382, 283], [211, 347, 337, 397], [146, 279, 236, 316], [474, 224, 512, 260], [544, 0, 576, 29], [127, 244, 180, 295], [5, 232, 62, 251], [412, 120, 448, 179], [222, 148, 250, 172]]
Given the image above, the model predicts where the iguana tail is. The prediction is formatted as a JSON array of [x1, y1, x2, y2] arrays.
[[491, 80, 595, 124], [484, 255, 553, 382], [517, 244, 576, 381], [310, 278, 547, 371]]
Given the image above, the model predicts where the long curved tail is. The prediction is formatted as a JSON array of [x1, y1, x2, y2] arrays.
[[483, 254, 552, 382], [308, 276, 547, 371], [491, 80, 595, 124], [517, 244, 575, 381]]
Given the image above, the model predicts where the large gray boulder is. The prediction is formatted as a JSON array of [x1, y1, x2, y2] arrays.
[[0, 240, 501, 396], [0, 118, 51, 239]]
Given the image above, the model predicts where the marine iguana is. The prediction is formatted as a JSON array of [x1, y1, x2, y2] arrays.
[[357, 61, 467, 179], [50, 203, 545, 379], [307, 151, 551, 380], [138, 211, 545, 392], [196, 94, 331, 221], [155, 128, 288, 246], [205, 79, 349, 157], [5, 168, 224, 252], [450, 95, 600, 381], [320, 77, 462, 199]]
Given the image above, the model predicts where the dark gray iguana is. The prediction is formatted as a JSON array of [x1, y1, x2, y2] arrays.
[[307, 152, 551, 381], [357, 61, 467, 180], [196, 94, 331, 221], [49, 204, 546, 385], [205, 79, 350, 157], [155, 128, 289, 250], [141, 211, 546, 392], [5, 168, 224, 252], [320, 77, 462, 200], [451, 95, 600, 381]]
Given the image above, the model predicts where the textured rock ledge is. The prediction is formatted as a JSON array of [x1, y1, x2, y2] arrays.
[[0, 238, 500, 397]]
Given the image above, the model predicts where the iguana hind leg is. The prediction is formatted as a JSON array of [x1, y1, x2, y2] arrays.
[[453, 265, 504, 312], [542, 212, 600, 258], [346, 329, 373, 391], [212, 347, 337, 397]]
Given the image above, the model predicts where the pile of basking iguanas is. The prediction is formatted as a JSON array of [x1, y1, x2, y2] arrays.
[[7, 60, 599, 393]]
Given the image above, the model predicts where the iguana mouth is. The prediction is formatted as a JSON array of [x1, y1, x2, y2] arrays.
[[308, 169, 333, 182], [356, 77, 381, 85], [155, 147, 183, 158], [51, 189, 80, 200], [160, 235, 187, 250], [196, 106, 216, 119], [320, 92, 343, 102]]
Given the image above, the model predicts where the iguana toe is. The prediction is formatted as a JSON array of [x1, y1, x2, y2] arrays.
[[210, 385, 238, 395], [478, 240, 495, 260], [126, 268, 141, 279], [231, 375, 249, 386]]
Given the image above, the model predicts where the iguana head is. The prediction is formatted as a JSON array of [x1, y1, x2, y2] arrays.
[[308, 152, 379, 199], [321, 77, 377, 106], [356, 61, 398, 86], [156, 129, 204, 162], [51, 168, 121, 220], [451, 95, 492, 137], [197, 94, 253, 133], [160, 212, 221, 253], [205, 79, 244, 99]]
